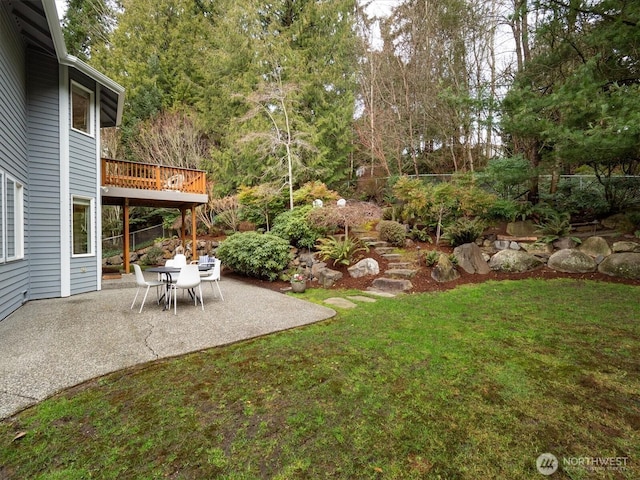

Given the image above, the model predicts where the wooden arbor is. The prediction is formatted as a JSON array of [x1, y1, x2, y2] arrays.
[[100, 158, 209, 274]]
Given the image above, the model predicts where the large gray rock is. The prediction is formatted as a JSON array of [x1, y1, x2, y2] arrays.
[[453, 243, 490, 274], [598, 253, 640, 279], [489, 249, 544, 273], [548, 249, 597, 273], [431, 254, 460, 283], [316, 267, 343, 287], [612, 241, 640, 253], [553, 237, 579, 250], [347, 258, 380, 278], [578, 236, 611, 258]]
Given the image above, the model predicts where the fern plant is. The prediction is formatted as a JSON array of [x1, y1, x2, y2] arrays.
[[316, 236, 369, 266]]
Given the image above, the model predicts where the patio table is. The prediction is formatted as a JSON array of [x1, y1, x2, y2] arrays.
[[147, 265, 211, 310]]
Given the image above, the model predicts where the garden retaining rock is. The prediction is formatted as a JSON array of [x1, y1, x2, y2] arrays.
[[548, 249, 597, 273], [453, 243, 490, 275], [431, 254, 460, 282], [612, 241, 640, 253], [597, 253, 640, 279], [489, 249, 544, 273], [348, 258, 380, 278], [578, 236, 611, 258]]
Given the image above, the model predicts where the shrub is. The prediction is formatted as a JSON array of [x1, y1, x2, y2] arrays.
[[378, 220, 407, 247], [482, 198, 520, 222], [316, 236, 369, 266], [424, 250, 440, 267], [409, 226, 432, 243], [536, 211, 573, 243], [216, 232, 290, 281], [443, 217, 486, 247], [271, 206, 326, 249]]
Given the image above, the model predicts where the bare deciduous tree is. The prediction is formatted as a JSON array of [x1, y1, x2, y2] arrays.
[[129, 110, 209, 169]]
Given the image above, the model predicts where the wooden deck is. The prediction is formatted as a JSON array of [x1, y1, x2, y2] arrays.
[[101, 158, 207, 195]]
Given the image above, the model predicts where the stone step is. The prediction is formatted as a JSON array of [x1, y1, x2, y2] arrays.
[[367, 240, 389, 248], [370, 277, 412, 293], [388, 262, 412, 269], [358, 236, 379, 244], [375, 246, 395, 255], [385, 268, 418, 279], [382, 253, 403, 261]]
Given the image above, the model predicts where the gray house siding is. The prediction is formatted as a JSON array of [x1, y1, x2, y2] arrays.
[[69, 72, 99, 295], [26, 49, 62, 300], [0, 8, 29, 320]]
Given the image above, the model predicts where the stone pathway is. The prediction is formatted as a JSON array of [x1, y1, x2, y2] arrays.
[[323, 293, 389, 309], [362, 237, 418, 293]]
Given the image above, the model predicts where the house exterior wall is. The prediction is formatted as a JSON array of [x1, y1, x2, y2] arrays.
[[0, 7, 30, 320], [26, 49, 63, 300], [69, 70, 99, 295]]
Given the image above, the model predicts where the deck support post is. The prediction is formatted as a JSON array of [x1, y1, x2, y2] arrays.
[[191, 205, 197, 261], [123, 200, 130, 274]]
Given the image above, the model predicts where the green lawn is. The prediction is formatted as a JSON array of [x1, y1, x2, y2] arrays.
[[1, 279, 639, 479]]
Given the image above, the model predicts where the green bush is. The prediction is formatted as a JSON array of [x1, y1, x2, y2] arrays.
[[316, 236, 368, 266], [409, 226, 432, 243], [216, 232, 291, 281], [443, 217, 486, 247], [424, 250, 440, 267], [535, 211, 574, 243], [378, 220, 406, 247], [482, 198, 520, 222], [271, 206, 326, 249]]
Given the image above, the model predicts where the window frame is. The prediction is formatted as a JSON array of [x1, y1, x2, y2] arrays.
[[71, 196, 95, 257], [70, 80, 94, 137], [1, 172, 25, 263]]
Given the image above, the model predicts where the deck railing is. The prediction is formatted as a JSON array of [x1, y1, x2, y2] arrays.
[[101, 158, 207, 194]]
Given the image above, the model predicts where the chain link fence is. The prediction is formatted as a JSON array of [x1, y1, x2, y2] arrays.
[[102, 224, 167, 257]]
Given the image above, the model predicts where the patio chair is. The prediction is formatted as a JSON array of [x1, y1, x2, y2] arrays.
[[168, 265, 204, 315], [131, 264, 165, 313], [173, 254, 187, 267], [201, 258, 224, 301]]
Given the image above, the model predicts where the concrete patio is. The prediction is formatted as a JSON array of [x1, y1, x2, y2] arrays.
[[0, 274, 335, 419]]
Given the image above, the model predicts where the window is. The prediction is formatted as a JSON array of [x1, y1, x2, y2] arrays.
[[71, 81, 94, 135], [1, 173, 24, 262], [72, 197, 94, 256]]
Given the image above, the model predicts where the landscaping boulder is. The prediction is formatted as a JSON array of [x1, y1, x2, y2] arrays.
[[548, 249, 597, 273], [453, 243, 490, 275], [489, 249, 544, 273], [348, 258, 380, 278], [612, 241, 640, 253], [520, 242, 554, 256], [578, 236, 611, 258], [431, 254, 460, 283], [553, 237, 579, 250], [598, 253, 640, 279], [316, 267, 343, 287], [602, 213, 635, 233]]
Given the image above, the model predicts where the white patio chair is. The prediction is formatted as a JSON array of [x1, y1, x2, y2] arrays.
[[201, 258, 224, 301], [168, 265, 204, 315], [131, 264, 165, 313], [173, 254, 187, 267]]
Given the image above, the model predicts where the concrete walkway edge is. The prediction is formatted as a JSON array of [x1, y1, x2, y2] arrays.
[[0, 275, 335, 419]]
